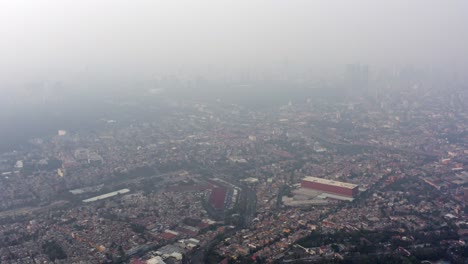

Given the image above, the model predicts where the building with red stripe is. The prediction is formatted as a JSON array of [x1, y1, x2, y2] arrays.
[[301, 176, 358, 197]]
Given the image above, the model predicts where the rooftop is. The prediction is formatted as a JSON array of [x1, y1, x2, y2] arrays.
[[302, 176, 358, 189], [82, 189, 130, 203]]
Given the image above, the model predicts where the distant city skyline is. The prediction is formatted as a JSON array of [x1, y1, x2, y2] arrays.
[[1, 0, 468, 85]]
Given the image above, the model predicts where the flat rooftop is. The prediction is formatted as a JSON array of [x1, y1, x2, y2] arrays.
[[82, 188, 130, 203], [303, 176, 357, 189], [320, 192, 354, 201]]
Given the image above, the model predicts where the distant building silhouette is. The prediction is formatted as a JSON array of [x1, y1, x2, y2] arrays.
[[345, 63, 369, 93]]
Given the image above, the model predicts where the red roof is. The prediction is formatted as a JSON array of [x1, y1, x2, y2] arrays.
[[130, 258, 146, 264], [161, 232, 177, 240], [176, 227, 198, 236]]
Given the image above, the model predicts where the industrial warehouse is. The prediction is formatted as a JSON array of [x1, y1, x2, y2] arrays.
[[283, 177, 359, 207], [301, 176, 359, 198]]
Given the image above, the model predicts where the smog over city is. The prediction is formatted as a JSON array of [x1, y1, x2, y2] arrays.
[[0, 1, 467, 263]]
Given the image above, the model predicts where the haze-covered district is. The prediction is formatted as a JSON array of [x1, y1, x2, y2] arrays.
[[0, 1, 467, 264]]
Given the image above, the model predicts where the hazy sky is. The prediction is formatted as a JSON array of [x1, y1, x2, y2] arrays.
[[1, 0, 468, 81]]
